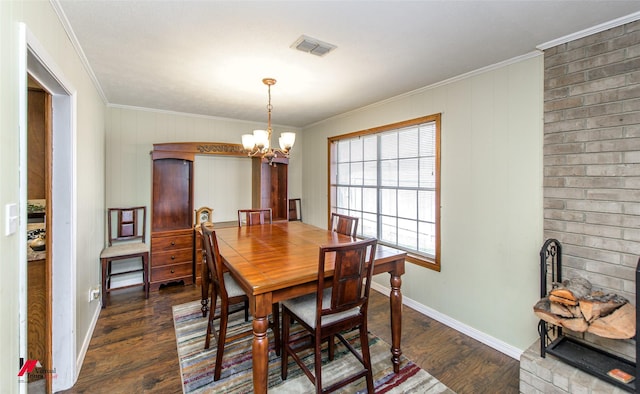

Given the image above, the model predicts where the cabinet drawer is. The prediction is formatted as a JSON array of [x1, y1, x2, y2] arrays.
[[152, 249, 192, 267], [152, 234, 193, 251], [151, 262, 192, 282]]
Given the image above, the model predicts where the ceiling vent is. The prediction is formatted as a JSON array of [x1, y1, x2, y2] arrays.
[[291, 35, 336, 57]]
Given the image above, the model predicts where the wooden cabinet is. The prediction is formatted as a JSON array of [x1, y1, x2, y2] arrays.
[[150, 157, 194, 290], [252, 157, 288, 222], [149, 143, 290, 290]]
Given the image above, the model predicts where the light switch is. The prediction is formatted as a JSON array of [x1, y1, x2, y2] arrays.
[[5, 203, 18, 236]]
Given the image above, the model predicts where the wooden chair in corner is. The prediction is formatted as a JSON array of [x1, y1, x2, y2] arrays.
[[237, 208, 272, 226], [281, 238, 378, 393], [200, 223, 280, 381], [99, 207, 149, 308], [330, 212, 359, 237], [288, 198, 302, 221]]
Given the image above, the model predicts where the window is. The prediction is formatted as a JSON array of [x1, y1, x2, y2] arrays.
[[328, 114, 441, 271]]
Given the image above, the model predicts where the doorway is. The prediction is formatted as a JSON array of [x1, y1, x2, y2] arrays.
[[24, 27, 77, 392]]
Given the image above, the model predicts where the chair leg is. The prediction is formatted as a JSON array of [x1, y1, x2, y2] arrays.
[[314, 333, 323, 394], [281, 309, 290, 380], [272, 303, 281, 356], [142, 253, 150, 299], [101, 258, 108, 308], [360, 325, 374, 393], [214, 304, 229, 381], [328, 334, 335, 360], [204, 290, 218, 350]]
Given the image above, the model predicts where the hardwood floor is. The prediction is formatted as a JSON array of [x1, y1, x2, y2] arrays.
[[60, 283, 520, 393]]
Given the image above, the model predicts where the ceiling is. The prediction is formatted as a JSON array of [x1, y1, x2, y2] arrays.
[[57, 1, 640, 128]]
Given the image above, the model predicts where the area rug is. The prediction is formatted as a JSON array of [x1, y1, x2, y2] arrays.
[[173, 300, 454, 393]]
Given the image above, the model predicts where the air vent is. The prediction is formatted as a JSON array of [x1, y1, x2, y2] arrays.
[[291, 35, 336, 57]]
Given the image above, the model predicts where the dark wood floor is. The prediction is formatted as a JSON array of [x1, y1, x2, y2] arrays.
[[60, 283, 520, 393]]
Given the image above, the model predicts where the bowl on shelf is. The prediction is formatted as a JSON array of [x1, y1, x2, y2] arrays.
[[30, 236, 46, 251]]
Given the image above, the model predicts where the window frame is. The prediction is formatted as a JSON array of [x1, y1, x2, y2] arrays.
[[327, 114, 441, 271]]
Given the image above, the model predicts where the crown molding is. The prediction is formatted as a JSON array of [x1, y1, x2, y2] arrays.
[[537, 11, 640, 50], [50, 0, 108, 104]]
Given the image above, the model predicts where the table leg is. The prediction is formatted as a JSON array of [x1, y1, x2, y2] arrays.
[[252, 303, 270, 394], [389, 271, 403, 373]]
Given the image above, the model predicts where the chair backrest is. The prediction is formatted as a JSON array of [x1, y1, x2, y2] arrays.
[[201, 222, 229, 299], [107, 206, 146, 246], [330, 212, 359, 237], [237, 208, 272, 227], [316, 238, 377, 325]]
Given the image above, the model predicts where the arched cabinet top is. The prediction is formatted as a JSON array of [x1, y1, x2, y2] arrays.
[[151, 142, 246, 161]]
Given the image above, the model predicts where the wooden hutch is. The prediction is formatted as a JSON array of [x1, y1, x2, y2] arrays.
[[150, 142, 288, 289]]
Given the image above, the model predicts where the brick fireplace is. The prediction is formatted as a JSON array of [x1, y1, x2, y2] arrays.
[[520, 18, 640, 393]]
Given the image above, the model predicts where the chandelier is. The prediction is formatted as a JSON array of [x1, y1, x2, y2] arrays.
[[241, 78, 296, 164]]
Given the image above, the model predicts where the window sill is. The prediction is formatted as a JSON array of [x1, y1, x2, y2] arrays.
[[406, 253, 440, 272]]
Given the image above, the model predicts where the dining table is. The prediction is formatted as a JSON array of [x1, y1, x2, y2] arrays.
[[199, 221, 406, 393]]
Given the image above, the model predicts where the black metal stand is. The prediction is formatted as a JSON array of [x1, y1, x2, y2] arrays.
[[538, 239, 638, 393]]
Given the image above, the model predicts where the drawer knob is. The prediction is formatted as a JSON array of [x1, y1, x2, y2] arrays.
[[170, 269, 175, 273], [171, 255, 175, 260], [171, 241, 175, 246]]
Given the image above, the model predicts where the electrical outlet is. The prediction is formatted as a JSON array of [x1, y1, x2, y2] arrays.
[[89, 287, 100, 302]]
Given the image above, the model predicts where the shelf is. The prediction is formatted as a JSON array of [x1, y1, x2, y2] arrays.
[[545, 336, 636, 392]]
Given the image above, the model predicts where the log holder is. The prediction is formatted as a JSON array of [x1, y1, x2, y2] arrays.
[[538, 239, 639, 392]]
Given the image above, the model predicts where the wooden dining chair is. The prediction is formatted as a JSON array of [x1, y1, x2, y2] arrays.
[[200, 223, 280, 381], [288, 198, 302, 221], [99, 206, 149, 308], [281, 238, 378, 393], [237, 208, 272, 227], [330, 212, 359, 237]]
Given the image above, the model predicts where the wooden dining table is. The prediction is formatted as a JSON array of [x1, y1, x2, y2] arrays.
[[199, 221, 406, 393]]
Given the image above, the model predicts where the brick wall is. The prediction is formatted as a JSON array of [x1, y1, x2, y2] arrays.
[[522, 19, 640, 394], [542, 20, 640, 366], [544, 20, 640, 307]]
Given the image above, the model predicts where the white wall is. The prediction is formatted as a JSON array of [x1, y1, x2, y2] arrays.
[[301, 55, 545, 354], [105, 106, 302, 221], [194, 156, 252, 223], [1, 1, 106, 392], [1, 2, 26, 392]]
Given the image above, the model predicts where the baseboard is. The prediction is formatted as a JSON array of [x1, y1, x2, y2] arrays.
[[75, 302, 101, 381], [371, 282, 523, 360]]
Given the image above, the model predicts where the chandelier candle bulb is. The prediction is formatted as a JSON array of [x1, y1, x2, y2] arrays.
[[241, 134, 255, 150], [253, 129, 269, 150], [279, 132, 296, 151]]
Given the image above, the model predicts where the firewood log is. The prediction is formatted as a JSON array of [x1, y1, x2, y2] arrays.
[[549, 278, 592, 305], [579, 292, 628, 322], [551, 301, 583, 318], [587, 302, 636, 339], [559, 316, 588, 332], [533, 298, 561, 326], [549, 294, 578, 306]]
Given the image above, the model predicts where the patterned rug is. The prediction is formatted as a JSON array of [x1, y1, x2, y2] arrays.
[[173, 300, 454, 393]]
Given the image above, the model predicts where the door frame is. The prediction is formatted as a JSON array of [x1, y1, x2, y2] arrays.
[[21, 24, 78, 392]]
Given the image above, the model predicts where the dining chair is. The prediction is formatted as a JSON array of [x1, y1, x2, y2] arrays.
[[288, 198, 302, 221], [99, 207, 149, 308], [330, 212, 359, 237], [237, 208, 272, 227], [280, 237, 378, 393], [200, 223, 280, 381]]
